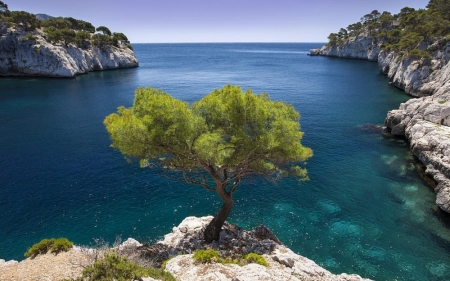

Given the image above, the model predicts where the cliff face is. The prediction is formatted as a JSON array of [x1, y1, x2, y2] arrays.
[[0, 28, 138, 78], [315, 39, 450, 213], [314, 34, 381, 61]]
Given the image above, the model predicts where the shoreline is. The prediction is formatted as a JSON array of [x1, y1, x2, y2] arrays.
[[310, 39, 450, 214]]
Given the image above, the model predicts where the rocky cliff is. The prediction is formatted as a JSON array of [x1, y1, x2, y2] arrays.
[[311, 33, 380, 61], [0, 217, 372, 281], [0, 25, 138, 78], [313, 38, 450, 213]]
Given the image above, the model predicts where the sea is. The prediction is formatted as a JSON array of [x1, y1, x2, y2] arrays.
[[1, 43, 450, 281]]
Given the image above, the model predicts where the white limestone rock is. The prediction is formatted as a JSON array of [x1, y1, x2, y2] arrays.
[[0, 259, 18, 267], [0, 29, 138, 77], [161, 217, 371, 281], [164, 246, 372, 281], [117, 238, 143, 251], [317, 34, 380, 61]]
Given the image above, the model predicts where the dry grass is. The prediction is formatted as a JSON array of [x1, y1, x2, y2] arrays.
[[0, 248, 88, 281]]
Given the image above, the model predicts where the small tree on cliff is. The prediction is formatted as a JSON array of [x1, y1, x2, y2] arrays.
[[104, 85, 313, 242], [0, 1, 9, 16]]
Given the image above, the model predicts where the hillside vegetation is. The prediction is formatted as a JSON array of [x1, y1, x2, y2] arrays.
[[326, 0, 450, 59], [0, 0, 133, 50]]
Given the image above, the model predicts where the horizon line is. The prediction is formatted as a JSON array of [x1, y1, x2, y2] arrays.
[[130, 42, 327, 44]]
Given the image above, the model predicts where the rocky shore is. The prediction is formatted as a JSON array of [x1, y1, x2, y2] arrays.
[[311, 35, 450, 213], [0, 216, 371, 281], [0, 22, 138, 78]]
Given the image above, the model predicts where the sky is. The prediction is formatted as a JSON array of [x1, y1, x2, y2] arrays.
[[8, 0, 430, 43]]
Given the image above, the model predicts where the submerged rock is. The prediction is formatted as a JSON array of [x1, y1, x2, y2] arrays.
[[314, 35, 450, 214]]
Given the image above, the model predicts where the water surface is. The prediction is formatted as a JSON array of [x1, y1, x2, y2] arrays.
[[1, 43, 449, 280]]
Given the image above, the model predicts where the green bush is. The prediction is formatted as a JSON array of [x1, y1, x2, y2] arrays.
[[24, 237, 73, 258], [242, 253, 268, 267], [125, 44, 133, 51], [193, 249, 268, 267], [80, 252, 176, 281], [24, 238, 55, 258], [19, 33, 37, 43], [407, 49, 432, 59], [193, 249, 220, 263], [50, 237, 73, 254]]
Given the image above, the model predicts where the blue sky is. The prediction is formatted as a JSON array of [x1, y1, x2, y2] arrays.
[[8, 0, 429, 43]]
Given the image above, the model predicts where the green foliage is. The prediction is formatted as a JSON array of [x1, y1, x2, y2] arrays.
[[79, 253, 176, 281], [193, 249, 220, 263], [113, 32, 129, 43], [19, 33, 37, 43], [44, 27, 76, 46], [2, 4, 129, 50], [75, 31, 91, 48], [64, 17, 96, 33], [92, 33, 115, 48], [242, 253, 268, 267], [24, 238, 55, 258], [105, 85, 312, 240], [24, 237, 73, 258], [105, 85, 311, 181], [0, 0, 9, 16], [161, 257, 173, 270], [407, 49, 432, 59], [96, 25, 112, 36], [193, 250, 268, 267], [326, 2, 450, 53], [50, 237, 73, 254], [9, 11, 40, 31], [41, 17, 71, 30], [439, 100, 446, 104]]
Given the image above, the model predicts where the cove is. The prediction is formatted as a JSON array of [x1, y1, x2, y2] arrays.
[[1, 43, 449, 280]]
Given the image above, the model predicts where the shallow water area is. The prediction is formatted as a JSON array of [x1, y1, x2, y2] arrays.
[[1, 43, 450, 281]]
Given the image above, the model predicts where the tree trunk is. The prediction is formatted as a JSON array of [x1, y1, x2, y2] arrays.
[[204, 195, 234, 243]]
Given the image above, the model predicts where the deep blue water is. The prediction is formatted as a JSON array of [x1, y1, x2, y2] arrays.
[[1, 43, 450, 280]]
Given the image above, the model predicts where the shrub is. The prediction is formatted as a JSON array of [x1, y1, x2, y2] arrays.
[[50, 237, 73, 254], [19, 33, 37, 43], [125, 44, 133, 51], [193, 249, 220, 263], [24, 238, 55, 258], [407, 49, 432, 59], [242, 253, 268, 267], [80, 252, 176, 281], [24, 237, 73, 258], [439, 100, 446, 104], [193, 249, 268, 267]]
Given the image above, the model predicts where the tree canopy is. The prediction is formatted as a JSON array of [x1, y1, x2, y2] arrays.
[[325, 0, 450, 59], [9, 11, 40, 31], [0, 1, 131, 49], [104, 85, 313, 241], [96, 26, 112, 36], [0, 1, 9, 16]]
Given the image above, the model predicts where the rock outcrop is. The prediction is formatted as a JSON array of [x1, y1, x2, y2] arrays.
[[313, 38, 450, 213], [0, 217, 371, 281], [138, 216, 371, 281], [0, 27, 138, 78], [312, 33, 381, 61]]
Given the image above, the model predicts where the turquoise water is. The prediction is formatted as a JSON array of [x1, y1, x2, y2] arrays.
[[1, 43, 449, 280]]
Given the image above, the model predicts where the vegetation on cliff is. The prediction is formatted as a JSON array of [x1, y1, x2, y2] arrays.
[[0, 0, 132, 50], [326, 0, 450, 59]]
